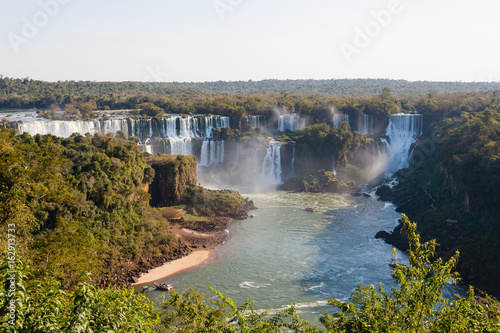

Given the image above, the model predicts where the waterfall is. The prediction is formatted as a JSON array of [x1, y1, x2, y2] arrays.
[[262, 142, 282, 185], [332, 114, 349, 128], [15, 115, 230, 161], [244, 116, 267, 129], [17, 120, 100, 138], [332, 147, 337, 176], [278, 114, 300, 132], [200, 139, 225, 167], [15, 115, 230, 140], [167, 137, 193, 156], [235, 142, 240, 166], [290, 143, 296, 178], [357, 114, 373, 135], [159, 117, 178, 138], [384, 114, 423, 172]]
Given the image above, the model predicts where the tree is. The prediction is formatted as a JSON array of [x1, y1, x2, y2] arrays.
[[320, 214, 500, 332], [139, 103, 165, 118]]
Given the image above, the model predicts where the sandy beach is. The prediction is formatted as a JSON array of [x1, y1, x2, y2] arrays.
[[132, 250, 211, 286]]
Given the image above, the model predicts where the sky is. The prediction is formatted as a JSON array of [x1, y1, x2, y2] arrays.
[[0, 0, 499, 83]]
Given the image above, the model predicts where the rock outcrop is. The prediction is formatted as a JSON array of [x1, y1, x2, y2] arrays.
[[146, 154, 197, 207]]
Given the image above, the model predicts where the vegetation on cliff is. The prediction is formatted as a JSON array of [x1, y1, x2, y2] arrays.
[[2, 215, 499, 332], [0, 129, 177, 288], [0, 128, 255, 290], [377, 108, 500, 295], [146, 154, 197, 207], [281, 170, 350, 193]]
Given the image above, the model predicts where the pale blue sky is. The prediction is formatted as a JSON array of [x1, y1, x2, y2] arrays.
[[1, 0, 499, 82]]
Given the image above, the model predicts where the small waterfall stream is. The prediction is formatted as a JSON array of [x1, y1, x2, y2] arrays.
[[290, 143, 296, 178], [278, 114, 300, 132], [357, 114, 373, 135], [262, 142, 283, 185], [384, 114, 423, 172], [332, 114, 349, 128]]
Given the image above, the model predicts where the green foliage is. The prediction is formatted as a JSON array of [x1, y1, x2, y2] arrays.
[[37, 101, 98, 120], [297, 122, 367, 169], [320, 215, 500, 332], [139, 103, 165, 118], [379, 108, 500, 294], [161, 287, 319, 333], [186, 188, 249, 218], [1, 76, 500, 111], [281, 170, 348, 193], [0, 258, 159, 332], [0, 130, 177, 288]]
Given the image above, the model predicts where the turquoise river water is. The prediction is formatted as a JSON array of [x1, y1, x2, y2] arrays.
[[144, 188, 421, 323]]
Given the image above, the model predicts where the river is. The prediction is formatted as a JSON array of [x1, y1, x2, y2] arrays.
[[146, 189, 409, 323]]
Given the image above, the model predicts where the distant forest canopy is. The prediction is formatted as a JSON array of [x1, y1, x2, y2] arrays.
[[1, 76, 500, 129], [2, 76, 500, 97]]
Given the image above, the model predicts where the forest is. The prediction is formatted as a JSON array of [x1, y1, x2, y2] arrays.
[[0, 130, 250, 290], [1, 77, 500, 331], [376, 107, 500, 295]]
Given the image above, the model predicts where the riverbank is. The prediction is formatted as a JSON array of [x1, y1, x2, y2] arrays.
[[126, 215, 237, 286], [132, 250, 212, 286], [375, 183, 500, 299]]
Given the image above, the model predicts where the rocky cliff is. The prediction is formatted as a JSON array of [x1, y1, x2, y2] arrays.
[[146, 154, 197, 207]]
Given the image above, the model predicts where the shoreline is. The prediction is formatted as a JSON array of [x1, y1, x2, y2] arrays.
[[132, 249, 212, 286]]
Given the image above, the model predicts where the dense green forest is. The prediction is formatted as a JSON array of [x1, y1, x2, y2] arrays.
[[0, 130, 176, 288], [1, 76, 500, 121], [377, 107, 500, 295], [1, 76, 500, 104], [0, 130, 250, 290]]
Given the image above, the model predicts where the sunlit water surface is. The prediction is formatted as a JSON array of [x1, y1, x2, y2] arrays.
[[145, 189, 421, 323]]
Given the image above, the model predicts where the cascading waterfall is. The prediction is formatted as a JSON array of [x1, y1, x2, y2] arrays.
[[15, 115, 230, 159], [235, 142, 240, 166], [166, 137, 193, 156], [200, 140, 225, 167], [16, 115, 230, 140], [290, 143, 296, 178], [278, 114, 300, 132], [384, 114, 423, 172], [372, 140, 384, 163], [332, 114, 349, 128], [243, 116, 266, 129], [17, 120, 101, 138], [332, 148, 337, 176], [158, 117, 179, 138], [262, 142, 282, 185], [357, 114, 373, 135]]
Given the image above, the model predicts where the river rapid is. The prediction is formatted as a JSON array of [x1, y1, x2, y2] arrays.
[[146, 189, 410, 323]]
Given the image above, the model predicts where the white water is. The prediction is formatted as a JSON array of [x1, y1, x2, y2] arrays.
[[16, 115, 230, 159], [332, 148, 337, 176], [262, 142, 282, 185], [200, 140, 225, 167], [244, 116, 266, 129], [384, 114, 423, 172], [278, 114, 300, 132], [290, 143, 296, 178], [332, 114, 349, 128], [357, 114, 373, 135], [16, 115, 230, 140]]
